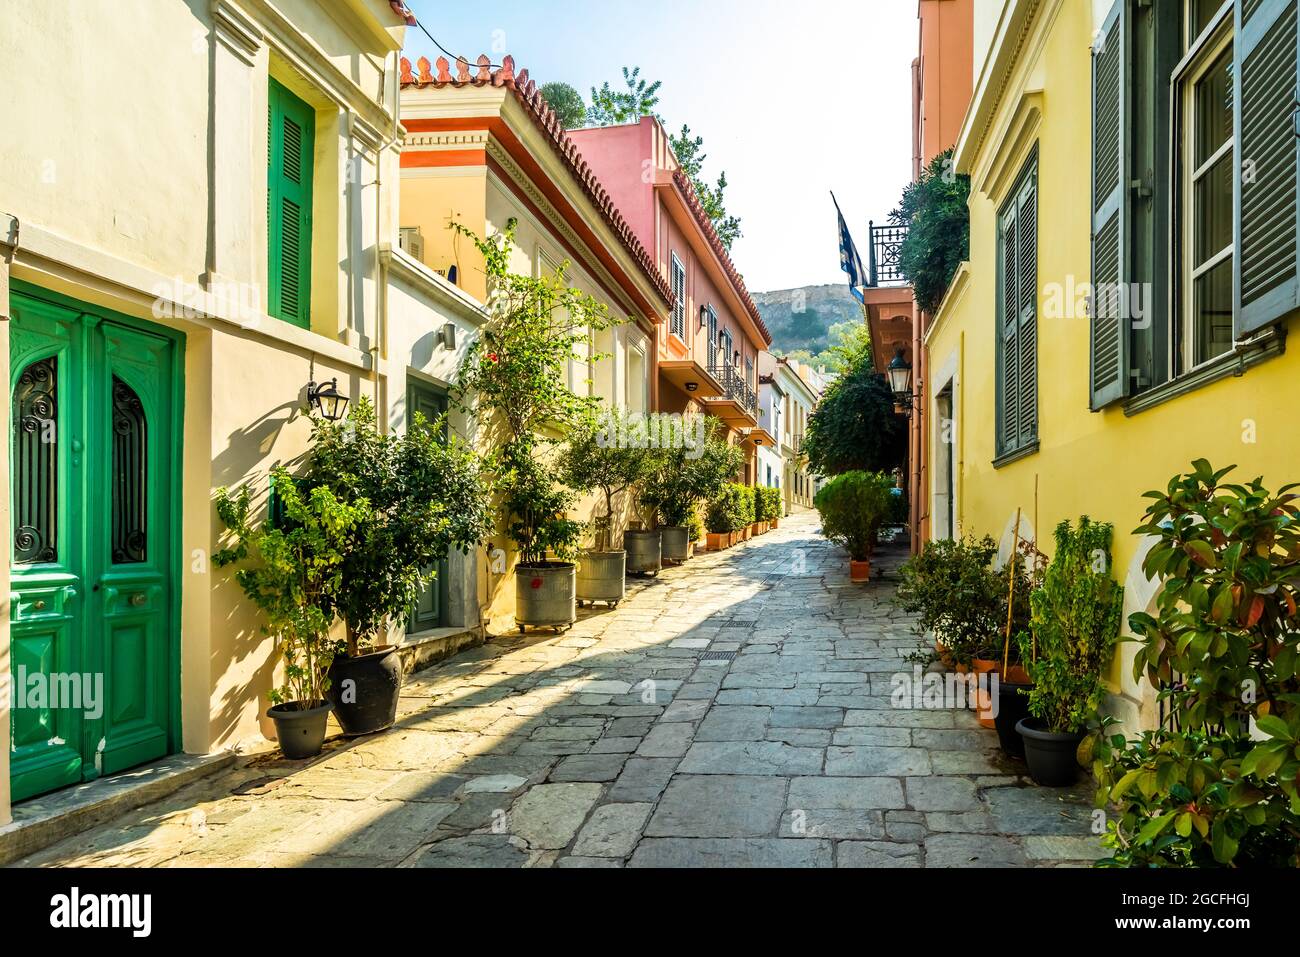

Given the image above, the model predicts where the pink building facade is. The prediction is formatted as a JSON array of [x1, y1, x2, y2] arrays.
[[570, 118, 773, 483]]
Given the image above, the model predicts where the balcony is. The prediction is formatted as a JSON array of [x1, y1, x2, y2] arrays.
[[701, 362, 758, 427], [867, 220, 908, 287]]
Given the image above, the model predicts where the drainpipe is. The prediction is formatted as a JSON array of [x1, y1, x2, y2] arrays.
[[0, 214, 16, 825]]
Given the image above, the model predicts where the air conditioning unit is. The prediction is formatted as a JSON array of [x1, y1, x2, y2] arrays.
[[399, 226, 425, 263]]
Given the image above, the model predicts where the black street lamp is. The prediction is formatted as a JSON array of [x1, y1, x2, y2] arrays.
[[306, 378, 350, 421], [887, 348, 915, 415]]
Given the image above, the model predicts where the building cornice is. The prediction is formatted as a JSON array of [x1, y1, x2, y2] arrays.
[[382, 244, 487, 325]]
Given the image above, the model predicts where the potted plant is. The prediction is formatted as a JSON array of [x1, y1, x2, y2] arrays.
[[504, 440, 586, 631], [642, 419, 742, 562], [760, 485, 783, 531], [814, 471, 892, 581], [304, 398, 490, 736], [705, 483, 747, 549], [451, 220, 615, 633], [1015, 516, 1122, 786], [214, 470, 365, 759], [897, 534, 1003, 664], [559, 411, 648, 606], [1092, 463, 1300, 867]]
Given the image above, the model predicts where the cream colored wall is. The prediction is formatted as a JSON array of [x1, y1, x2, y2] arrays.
[[397, 169, 491, 300], [0, 0, 408, 806]]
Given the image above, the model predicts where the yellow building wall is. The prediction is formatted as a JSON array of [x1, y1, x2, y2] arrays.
[[929, 0, 1300, 730]]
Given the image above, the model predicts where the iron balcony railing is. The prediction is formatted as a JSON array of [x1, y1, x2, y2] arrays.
[[707, 362, 758, 417], [867, 220, 908, 287]]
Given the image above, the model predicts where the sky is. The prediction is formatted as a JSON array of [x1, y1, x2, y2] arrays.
[[401, 0, 918, 294]]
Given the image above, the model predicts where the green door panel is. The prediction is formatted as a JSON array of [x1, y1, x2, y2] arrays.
[[9, 285, 182, 802], [408, 380, 449, 631]]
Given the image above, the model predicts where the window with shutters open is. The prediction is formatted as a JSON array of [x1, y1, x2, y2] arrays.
[[670, 252, 686, 341], [268, 78, 315, 329], [995, 152, 1039, 464]]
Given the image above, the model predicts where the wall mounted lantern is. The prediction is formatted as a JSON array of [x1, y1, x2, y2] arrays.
[[306, 378, 350, 422], [887, 348, 915, 415]]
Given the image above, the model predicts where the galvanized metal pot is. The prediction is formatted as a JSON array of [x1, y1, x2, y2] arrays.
[[624, 529, 662, 575], [576, 550, 626, 607], [660, 526, 690, 563], [515, 562, 577, 632]]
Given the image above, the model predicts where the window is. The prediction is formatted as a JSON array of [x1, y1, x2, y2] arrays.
[[1178, 6, 1234, 368], [706, 306, 718, 364], [1090, 0, 1299, 408], [268, 78, 315, 328], [670, 253, 686, 340], [995, 152, 1039, 461]]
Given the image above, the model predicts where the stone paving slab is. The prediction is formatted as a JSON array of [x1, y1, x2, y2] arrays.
[[18, 512, 1099, 869]]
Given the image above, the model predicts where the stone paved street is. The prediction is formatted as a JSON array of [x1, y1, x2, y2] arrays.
[[18, 512, 1101, 868]]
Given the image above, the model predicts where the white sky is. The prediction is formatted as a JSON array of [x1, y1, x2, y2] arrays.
[[402, 0, 919, 293]]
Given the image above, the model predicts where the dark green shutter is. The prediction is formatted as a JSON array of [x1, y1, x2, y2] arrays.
[[1015, 172, 1038, 447], [997, 202, 1020, 454], [268, 79, 314, 329], [1235, 0, 1300, 338], [1090, 0, 1129, 408]]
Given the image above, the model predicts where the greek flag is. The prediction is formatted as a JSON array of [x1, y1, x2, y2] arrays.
[[832, 192, 866, 304]]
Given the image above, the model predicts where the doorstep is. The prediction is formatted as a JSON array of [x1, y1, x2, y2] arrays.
[[0, 751, 236, 866], [399, 625, 484, 674]]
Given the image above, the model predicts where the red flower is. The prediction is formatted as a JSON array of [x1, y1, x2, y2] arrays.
[[486, 352, 499, 363]]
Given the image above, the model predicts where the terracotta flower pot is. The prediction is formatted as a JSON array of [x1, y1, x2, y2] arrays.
[[970, 657, 999, 728], [849, 559, 871, 582], [707, 531, 730, 551]]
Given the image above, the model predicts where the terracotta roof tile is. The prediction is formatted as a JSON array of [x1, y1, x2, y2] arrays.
[[668, 168, 771, 346], [400, 54, 673, 309]]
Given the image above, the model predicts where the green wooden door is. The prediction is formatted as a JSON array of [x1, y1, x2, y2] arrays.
[[9, 288, 180, 802], [408, 380, 448, 632]]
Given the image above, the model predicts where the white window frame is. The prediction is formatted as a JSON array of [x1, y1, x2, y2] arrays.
[[1173, 0, 1235, 373]]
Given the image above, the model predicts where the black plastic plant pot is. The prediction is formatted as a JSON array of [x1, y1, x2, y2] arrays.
[[1015, 717, 1084, 787], [994, 681, 1032, 757], [326, 645, 403, 737], [267, 700, 333, 760]]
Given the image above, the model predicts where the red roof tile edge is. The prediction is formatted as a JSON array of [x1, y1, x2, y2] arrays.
[[667, 168, 771, 346], [400, 54, 673, 309]]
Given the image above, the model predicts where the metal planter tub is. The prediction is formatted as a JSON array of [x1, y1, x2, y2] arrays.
[[624, 529, 662, 576], [660, 526, 690, 563], [515, 561, 577, 633], [576, 550, 626, 608]]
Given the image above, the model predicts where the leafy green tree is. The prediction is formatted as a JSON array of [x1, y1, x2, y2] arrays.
[[587, 66, 661, 125], [303, 397, 492, 654], [892, 148, 971, 314], [807, 320, 872, 374], [558, 410, 652, 551], [452, 220, 618, 566], [640, 418, 743, 527], [541, 81, 587, 130], [801, 361, 906, 476], [214, 471, 365, 705], [669, 125, 741, 249]]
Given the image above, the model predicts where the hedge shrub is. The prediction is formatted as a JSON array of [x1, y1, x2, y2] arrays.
[[814, 471, 893, 561]]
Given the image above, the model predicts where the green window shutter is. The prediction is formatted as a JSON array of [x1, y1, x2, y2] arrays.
[[1235, 0, 1300, 338], [997, 202, 1020, 455], [1015, 171, 1039, 447], [1090, 0, 1129, 408], [268, 78, 315, 329]]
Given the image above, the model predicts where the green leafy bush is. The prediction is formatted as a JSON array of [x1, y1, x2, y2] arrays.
[[1092, 462, 1300, 867], [886, 487, 908, 527], [897, 534, 1003, 665], [303, 397, 491, 653], [814, 471, 893, 562], [891, 148, 970, 314], [214, 471, 366, 706], [706, 483, 751, 534], [640, 418, 742, 528], [558, 410, 652, 551], [1020, 516, 1122, 733], [755, 485, 783, 523]]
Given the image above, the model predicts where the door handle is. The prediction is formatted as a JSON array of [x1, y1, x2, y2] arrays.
[[33, 599, 46, 611], [129, 592, 147, 607]]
